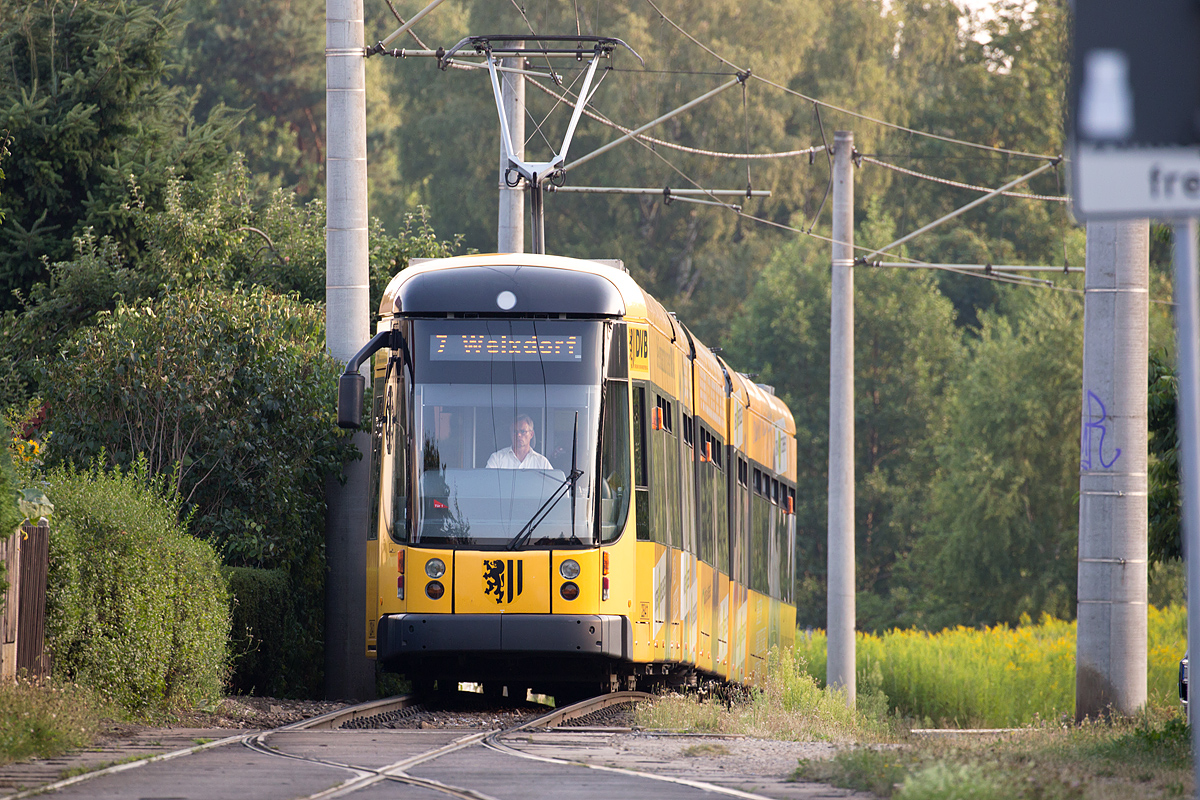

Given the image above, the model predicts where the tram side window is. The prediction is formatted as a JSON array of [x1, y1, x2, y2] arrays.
[[653, 393, 682, 547], [633, 385, 650, 541], [368, 378, 386, 541], [768, 475, 782, 598], [732, 456, 750, 587], [715, 448, 729, 574], [633, 386, 647, 487], [655, 395, 674, 432], [388, 379, 409, 543], [750, 468, 770, 594], [697, 427, 714, 565], [786, 487, 797, 602], [600, 381, 631, 542], [649, 392, 680, 547], [679, 410, 697, 557]]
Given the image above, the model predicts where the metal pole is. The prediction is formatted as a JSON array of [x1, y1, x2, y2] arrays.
[[325, 0, 375, 701], [530, 180, 545, 255], [827, 130, 855, 707], [1075, 220, 1149, 721], [1173, 219, 1200, 780], [498, 50, 525, 253]]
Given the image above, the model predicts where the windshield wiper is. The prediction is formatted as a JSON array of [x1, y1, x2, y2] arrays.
[[508, 413, 583, 550]]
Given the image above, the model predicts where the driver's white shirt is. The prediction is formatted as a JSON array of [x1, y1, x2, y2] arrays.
[[486, 447, 553, 469]]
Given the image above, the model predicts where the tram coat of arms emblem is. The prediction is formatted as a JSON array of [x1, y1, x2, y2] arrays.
[[483, 558, 524, 604]]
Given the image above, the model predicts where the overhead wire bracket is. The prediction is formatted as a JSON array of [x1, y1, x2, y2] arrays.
[[450, 35, 643, 188]]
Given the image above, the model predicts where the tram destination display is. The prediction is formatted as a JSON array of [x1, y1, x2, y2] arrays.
[[429, 333, 583, 361]]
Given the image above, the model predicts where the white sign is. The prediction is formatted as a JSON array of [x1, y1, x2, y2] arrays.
[[1073, 144, 1200, 218]]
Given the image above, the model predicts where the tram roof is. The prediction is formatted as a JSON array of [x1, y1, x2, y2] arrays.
[[379, 253, 650, 319]]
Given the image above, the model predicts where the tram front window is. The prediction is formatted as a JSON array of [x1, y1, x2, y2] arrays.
[[412, 320, 604, 548]]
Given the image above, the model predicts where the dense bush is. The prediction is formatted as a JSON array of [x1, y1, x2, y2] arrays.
[[224, 567, 296, 695], [43, 459, 228, 713], [43, 285, 352, 562], [42, 285, 355, 695]]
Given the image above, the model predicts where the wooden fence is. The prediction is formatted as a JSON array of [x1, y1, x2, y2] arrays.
[[0, 520, 50, 681]]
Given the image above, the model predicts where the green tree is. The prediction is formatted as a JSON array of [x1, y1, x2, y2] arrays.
[[43, 285, 353, 564], [906, 288, 1083, 629], [0, 159, 462, 408], [42, 286, 354, 694], [727, 203, 964, 631], [0, 0, 238, 308], [1148, 351, 1180, 565], [876, 0, 1078, 329], [174, 0, 326, 195]]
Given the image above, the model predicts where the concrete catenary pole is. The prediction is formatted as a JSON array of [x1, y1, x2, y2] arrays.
[[1173, 220, 1200, 769], [1075, 219, 1149, 721], [325, 0, 375, 701], [498, 51, 525, 252], [827, 130, 856, 707]]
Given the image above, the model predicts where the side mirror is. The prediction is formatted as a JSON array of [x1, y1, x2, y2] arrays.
[[338, 373, 366, 429]]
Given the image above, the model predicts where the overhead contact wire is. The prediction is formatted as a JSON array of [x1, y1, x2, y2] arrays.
[[861, 156, 1068, 201], [524, 73, 825, 160], [639, 0, 1059, 162]]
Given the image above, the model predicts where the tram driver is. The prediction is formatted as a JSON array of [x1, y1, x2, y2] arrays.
[[486, 414, 553, 470]]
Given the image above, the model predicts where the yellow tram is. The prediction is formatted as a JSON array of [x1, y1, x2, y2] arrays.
[[338, 253, 796, 697]]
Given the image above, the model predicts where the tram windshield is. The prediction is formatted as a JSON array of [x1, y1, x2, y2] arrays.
[[411, 319, 604, 548]]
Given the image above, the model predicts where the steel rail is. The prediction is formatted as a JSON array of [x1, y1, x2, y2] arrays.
[[258, 691, 655, 800], [483, 695, 780, 800]]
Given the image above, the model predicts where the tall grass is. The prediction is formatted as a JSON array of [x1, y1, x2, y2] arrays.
[[0, 679, 108, 765], [637, 648, 889, 742], [795, 606, 1186, 728]]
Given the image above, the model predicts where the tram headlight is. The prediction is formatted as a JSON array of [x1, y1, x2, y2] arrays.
[[425, 580, 445, 600], [560, 581, 579, 601], [425, 558, 446, 579], [559, 559, 581, 580]]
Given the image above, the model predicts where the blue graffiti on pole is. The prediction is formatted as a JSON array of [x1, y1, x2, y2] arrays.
[[1081, 390, 1121, 470]]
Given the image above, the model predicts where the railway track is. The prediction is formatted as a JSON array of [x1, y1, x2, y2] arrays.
[[0, 691, 653, 800], [251, 690, 652, 800], [1, 690, 826, 800]]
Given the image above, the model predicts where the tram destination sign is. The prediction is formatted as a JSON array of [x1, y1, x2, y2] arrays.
[[1071, 0, 1200, 218], [430, 333, 582, 361]]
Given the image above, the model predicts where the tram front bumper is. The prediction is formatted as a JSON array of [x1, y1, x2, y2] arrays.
[[377, 613, 631, 662]]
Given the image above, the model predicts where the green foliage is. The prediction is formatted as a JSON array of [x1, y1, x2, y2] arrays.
[[727, 203, 963, 630], [0, 679, 108, 765], [795, 606, 1187, 728], [1148, 350, 1180, 565], [174, 0, 327, 195], [132, 164, 464, 311], [0, 231, 150, 407], [636, 647, 884, 741], [223, 567, 296, 696], [0, 160, 461, 411], [797, 748, 915, 797], [42, 458, 229, 714], [0, 0, 238, 309], [907, 289, 1083, 628], [0, 423, 22, 535], [895, 762, 1007, 800], [1096, 715, 1192, 771], [0, 422, 20, 597], [43, 285, 353, 561], [42, 285, 355, 695]]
